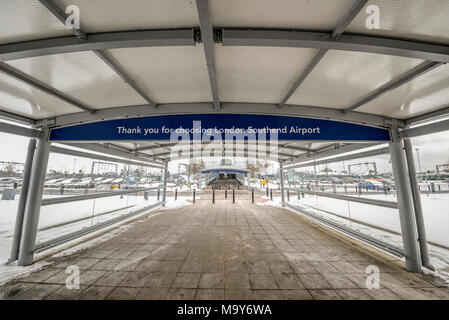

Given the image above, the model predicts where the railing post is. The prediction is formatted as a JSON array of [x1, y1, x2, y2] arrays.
[[18, 129, 50, 266], [9, 138, 36, 262], [389, 127, 422, 273], [161, 161, 168, 207], [279, 164, 285, 207]]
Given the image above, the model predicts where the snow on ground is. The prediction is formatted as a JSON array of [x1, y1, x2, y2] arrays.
[[0, 197, 192, 286]]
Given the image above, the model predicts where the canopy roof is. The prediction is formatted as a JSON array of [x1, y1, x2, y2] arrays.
[[1, 0, 448, 164]]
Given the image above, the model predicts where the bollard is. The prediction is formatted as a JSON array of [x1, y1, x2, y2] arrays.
[[270, 189, 273, 201], [225, 188, 227, 199], [193, 189, 196, 203], [431, 182, 435, 193], [232, 189, 235, 203], [144, 191, 148, 200], [287, 190, 290, 202], [157, 188, 160, 201], [60, 185, 64, 195], [212, 188, 215, 204], [175, 188, 177, 201], [297, 191, 300, 201], [252, 188, 254, 203], [266, 187, 269, 197]]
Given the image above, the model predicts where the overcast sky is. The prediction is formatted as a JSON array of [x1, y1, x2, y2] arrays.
[[1, 129, 448, 176]]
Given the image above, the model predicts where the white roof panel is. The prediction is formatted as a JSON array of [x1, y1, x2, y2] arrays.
[[5, 51, 147, 109], [107, 46, 212, 104], [358, 63, 449, 119], [287, 50, 424, 108], [216, 46, 317, 104], [210, 0, 354, 29], [0, 0, 70, 45], [57, 0, 199, 32], [346, 0, 449, 44], [0, 72, 80, 119]]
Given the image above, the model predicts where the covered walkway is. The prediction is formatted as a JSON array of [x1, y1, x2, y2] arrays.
[[1, 199, 448, 300]]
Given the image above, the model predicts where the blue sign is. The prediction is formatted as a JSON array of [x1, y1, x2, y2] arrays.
[[49, 114, 390, 141]]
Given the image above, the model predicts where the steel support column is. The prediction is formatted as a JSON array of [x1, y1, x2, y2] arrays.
[[389, 128, 422, 272], [9, 138, 36, 262], [162, 162, 168, 207], [279, 164, 285, 207], [17, 129, 50, 266], [403, 138, 433, 269]]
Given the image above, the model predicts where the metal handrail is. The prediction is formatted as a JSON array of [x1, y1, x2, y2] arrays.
[[34, 201, 162, 253], [285, 187, 398, 209], [41, 186, 162, 206], [285, 203, 404, 257]]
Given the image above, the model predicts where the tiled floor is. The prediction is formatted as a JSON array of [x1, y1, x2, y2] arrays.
[[1, 199, 448, 300]]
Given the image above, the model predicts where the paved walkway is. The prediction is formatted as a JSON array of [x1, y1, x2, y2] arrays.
[[1, 199, 448, 300]]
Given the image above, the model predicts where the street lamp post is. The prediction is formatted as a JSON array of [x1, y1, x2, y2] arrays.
[[415, 148, 422, 173]]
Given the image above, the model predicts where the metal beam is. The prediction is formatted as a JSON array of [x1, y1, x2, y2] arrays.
[[0, 63, 95, 113], [38, 0, 86, 41], [38, 102, 403, 130], [332, 0, 369, 39], [0, 29, 195, 62], [279, 0, 366, 107], [17, 128, 50, 266], [343, 61, 444, 114], [152, 148, 292, 159], [280, 144, 315, 153], [389, 127, 422, 272], [1, 27, 449, 64], [282, 142, 380, 167], [403, 118, 449, 138], [403, 138, 432, 270], [284, 146, 390, 169], [9, 138, 36, 262], [222, 29, 449, 64], [196, 0, 220, 109], [136, 141, 311, 154], [406, 105, 449, 125], [93, 50, 156, 107], [136, 142, 178, 152], [50, 145, 163, 169], [279, 49, 328, 107], [0, 110, 35, 125], [39, 0, 158, 107], [62, 143, 164, 166], [0, 121, 40, 138]]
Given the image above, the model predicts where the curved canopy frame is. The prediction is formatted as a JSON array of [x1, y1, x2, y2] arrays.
[[0, 0, 447, 131]]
